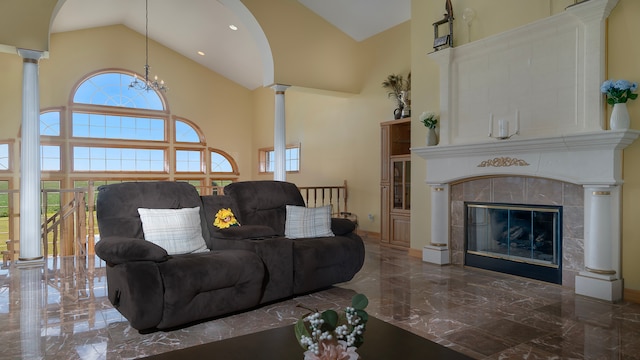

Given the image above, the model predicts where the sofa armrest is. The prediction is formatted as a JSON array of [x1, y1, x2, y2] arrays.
[[331, 218, 357, 235], [95, 236, 169, 265]]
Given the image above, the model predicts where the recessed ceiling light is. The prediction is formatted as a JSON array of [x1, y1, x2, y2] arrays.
[[229, 24, 238, 31], [197, 51, 205, 56]]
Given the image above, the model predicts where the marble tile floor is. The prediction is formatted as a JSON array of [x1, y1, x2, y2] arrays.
[[1, 237, 640, 359]]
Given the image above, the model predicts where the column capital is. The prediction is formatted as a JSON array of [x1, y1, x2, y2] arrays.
[[17, 49, 44, 62], [271, 84, 290, 94]]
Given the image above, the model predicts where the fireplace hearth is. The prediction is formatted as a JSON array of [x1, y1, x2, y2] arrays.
[[465, 202, 562, 284]]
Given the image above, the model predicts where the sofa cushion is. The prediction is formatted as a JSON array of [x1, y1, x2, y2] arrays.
[[96, 181, 211, 246], [224, 181, 306, 235], [285, 205, 334, 239], [138, 207, 209, 255]]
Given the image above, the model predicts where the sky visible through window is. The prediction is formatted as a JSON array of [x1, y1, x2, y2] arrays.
[[0, 144, 8, 170]]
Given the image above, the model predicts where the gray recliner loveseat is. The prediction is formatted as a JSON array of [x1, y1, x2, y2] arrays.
[[95, 180, 365, 332]]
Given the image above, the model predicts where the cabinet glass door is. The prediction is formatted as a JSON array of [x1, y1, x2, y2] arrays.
[[392, 158, 410, 210]]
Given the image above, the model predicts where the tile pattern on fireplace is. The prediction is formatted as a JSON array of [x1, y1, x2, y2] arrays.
[[1, 237, 639, 359], [451, 176, 585, 289]]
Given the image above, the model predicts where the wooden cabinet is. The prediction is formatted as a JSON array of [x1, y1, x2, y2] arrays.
[[380, 119, 410, 248]]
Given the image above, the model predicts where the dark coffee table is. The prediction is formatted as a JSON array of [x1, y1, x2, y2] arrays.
[[144, 316, 473, 359]]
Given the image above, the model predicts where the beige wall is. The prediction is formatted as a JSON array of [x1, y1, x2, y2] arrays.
[[410, 0, 640, 292], [608, 0, 640, 291], [0, 0, 58, 52], [241, 0, 368, 93]]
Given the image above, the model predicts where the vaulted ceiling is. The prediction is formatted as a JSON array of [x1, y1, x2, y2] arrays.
[[51, 0, 410, 90]]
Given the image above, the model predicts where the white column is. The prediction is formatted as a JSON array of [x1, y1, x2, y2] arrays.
[[423, 184, 450, 265], [19, 266, 44, 358], [17, 49, 44, 264], [575, 185, 622, 301], [271, 84, 290, 181]]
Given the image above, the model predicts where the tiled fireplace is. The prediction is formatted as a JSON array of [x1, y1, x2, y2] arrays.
[[451, 177, 582, 287], [413, 0, 639, 302]]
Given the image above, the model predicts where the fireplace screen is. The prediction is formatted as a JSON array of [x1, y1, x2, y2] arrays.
[[465, 203, 561, 273]]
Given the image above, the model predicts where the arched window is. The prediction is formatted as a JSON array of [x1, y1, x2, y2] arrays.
[[31, 69, 239, 190], [73, 72, 165, 110]]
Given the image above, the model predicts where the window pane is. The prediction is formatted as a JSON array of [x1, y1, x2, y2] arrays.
[[0, 144, 8, 170], [41, 145, 60, 171], [40, 111, 61, 136], [176, 150, 202, 172], [73, 72, 164, 110], [176, 120, 200, 143], [74, 147, 164, 172], [72, 113, 165, 141], [266, 150, 274, 172], [211, 152, 233, 172], [286, 147, 300, 172]]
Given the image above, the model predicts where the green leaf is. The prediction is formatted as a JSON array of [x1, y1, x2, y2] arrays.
[[352, 294, 368, 310], [295, 319, 311, 350], [355, 309, 369, 324], [321, 310, 339, 330]]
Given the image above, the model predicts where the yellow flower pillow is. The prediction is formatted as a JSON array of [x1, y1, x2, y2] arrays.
[[213, 208, 240, 229]]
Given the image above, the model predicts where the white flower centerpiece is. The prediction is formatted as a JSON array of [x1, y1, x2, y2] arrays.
[[601, 79, 638, 130], [295, 294, 368, 360]]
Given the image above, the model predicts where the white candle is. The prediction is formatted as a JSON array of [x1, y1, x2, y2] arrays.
[[515, 110, 520, 133], [499, 119, 509, 138]]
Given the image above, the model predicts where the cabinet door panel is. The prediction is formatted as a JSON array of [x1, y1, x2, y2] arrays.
[[390, 214, 410, 247]]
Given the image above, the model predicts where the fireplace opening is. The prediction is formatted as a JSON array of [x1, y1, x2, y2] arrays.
[[464, 202, 562, 284]]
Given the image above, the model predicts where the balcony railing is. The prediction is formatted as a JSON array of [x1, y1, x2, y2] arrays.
[[1, 180, 353, 267]]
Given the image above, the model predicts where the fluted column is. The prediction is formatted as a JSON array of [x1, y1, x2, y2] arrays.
[[17, 49, 44, 264], [271, 84, 290, 181], [423, 184, 450, 264], [575, 185, 622, 301], [19, 265, 44, 358]]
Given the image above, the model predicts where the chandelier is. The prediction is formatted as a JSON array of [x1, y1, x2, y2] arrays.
[[129, 0, 168, 92]]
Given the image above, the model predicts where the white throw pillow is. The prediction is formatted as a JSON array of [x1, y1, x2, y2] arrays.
[[137, 207, 209, 255], [285, 205, 334, 239]]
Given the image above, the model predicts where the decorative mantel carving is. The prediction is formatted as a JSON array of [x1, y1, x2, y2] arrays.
[[477, 157, 529, 167]]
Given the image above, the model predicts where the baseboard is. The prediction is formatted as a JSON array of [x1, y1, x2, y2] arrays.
[[408, 248, 422, 259], [358, 230, 380, 239], [624, 288, 640, 304]]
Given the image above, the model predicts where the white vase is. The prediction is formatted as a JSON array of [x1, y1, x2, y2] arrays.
[[610, 103, 630, 130], [426, 129, 438, 146]]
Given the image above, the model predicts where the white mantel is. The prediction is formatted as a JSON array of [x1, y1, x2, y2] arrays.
[[413, 130, 640, 185], [412, 0, 635, 302]]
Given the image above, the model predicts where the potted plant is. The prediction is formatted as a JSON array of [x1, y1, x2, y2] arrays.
[[601, 79, 638, 130], [382, 73, 411, 119], [420, 111, 439, 146]]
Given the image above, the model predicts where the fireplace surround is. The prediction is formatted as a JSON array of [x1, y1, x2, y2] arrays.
[[413, 0, 639, 302]]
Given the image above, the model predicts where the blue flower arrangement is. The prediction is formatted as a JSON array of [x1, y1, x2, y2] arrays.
[[601, 79, 638, 105]]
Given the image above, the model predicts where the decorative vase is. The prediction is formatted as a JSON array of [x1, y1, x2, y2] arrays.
[[610, 103, 630, 130], [426, 128, 438, 146], [394, 107, 402, 120]]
